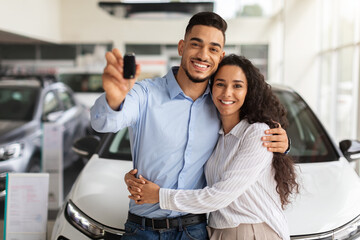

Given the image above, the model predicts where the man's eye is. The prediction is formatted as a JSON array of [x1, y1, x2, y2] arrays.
[[210, 48, 219, 53]]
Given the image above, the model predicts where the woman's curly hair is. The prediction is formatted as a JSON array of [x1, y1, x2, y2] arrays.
[[211, 54, 299, 208]]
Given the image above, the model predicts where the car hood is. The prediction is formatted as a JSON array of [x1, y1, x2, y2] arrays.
[[0, 120, 38, 143], [68, 156, 360, 233], [69, 155, 132, 229], [285, 158, 360, 235]]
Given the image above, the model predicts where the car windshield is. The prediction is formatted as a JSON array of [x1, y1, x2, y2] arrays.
[[100, 127, 132, 161], [59, 73, 103, 93], [274, 90, 339, 163], [0, 87, 39, 121]]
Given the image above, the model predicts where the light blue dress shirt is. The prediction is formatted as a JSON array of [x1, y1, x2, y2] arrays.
[[91, 67, 221, 218]]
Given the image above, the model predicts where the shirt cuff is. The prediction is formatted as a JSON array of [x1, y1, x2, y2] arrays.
[[102, 93, 125, 112], [284, 137, 291, 154], [159, 188, 172, 210]]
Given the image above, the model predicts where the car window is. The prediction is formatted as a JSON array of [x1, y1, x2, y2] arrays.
[[0, 87, 39, 121], [43, 91, 62, 116], [59, 74, 103, 93], [57, 89, 76, 110], [100, 127, 132, 161], [275, 90, 339, 163]]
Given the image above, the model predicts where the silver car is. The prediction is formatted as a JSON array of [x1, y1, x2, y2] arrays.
[[0, 75, 89, 199]]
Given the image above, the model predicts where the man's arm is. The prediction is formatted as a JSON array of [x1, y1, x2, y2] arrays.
[[261, 126, 289, 153], [90, 48, 141, 133], [102, 48, 140, 110]]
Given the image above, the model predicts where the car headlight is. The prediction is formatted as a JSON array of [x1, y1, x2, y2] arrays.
[[0, 143, 22, 161], [292, 214, 360, 240], [65, 201, 105, 239], [65, 200, 124, 239], [333, 215, 360, 240]]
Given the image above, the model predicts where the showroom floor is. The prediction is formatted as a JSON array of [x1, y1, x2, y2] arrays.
[[0, 159, 85, 239]]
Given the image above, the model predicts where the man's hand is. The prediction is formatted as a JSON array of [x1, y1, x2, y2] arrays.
[[103, 48, 141, 110], [261, 125, 289, 153], [128, 176, 160, 205]]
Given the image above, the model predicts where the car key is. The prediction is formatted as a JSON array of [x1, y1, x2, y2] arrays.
[[123, 53, 136, 79]]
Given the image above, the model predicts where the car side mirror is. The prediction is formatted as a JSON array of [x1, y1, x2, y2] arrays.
[[42, 111, 64, 122], [72, 135, 101, 159], [339, 139, 360, 162]]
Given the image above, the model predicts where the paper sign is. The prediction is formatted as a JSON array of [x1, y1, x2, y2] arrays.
[[42, 123, 64, 209], [4, 173, 49, 240]]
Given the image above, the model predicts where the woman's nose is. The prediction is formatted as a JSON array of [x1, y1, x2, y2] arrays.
[[224, 86, 232, 97]]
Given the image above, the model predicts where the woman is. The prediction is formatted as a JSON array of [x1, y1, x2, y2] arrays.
[[128, 54, 299, 240]]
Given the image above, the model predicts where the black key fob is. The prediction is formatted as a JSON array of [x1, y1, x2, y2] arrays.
[[123, 53, 136, 79]]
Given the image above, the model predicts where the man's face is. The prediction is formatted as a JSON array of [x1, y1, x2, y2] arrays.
[[178, 25, 225, 83]]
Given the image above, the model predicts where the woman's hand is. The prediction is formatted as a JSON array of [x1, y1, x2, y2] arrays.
[[128, 175, 160, 205], [125, 169, 145, 196]]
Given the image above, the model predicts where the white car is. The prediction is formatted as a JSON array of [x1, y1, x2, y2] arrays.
[[51, 86, 360, 240]]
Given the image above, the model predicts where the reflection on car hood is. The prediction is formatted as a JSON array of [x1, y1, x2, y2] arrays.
[[286, 158, 360, 235], [0, 120, 37, 143], [69, 155, 132, 229]]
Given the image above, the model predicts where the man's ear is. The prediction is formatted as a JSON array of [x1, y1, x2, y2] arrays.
[[178, 40, 184, 56], [220, 50, 225, 61]]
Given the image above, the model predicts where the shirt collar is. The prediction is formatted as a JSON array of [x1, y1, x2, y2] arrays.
[[219, 119, 250, 139], [166, 66, 211, 100]]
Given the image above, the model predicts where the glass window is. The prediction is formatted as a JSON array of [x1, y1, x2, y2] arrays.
[[59, 74, 103, 93], [58, 90, 76, 110], [40, 44, 76, 60], [43, 91, 61, 117], [321, 0, 334, 50], [319, 53, 333, 134], [275, 90, 338, 163], [236, 0, 273, 17], [336, 47, 355, 140], [126, 44, 161, 55], [0, 87, 38, 120], [241, 45, 268, 79], [0, 44, 36, 60], [338, 0, 355, 46]]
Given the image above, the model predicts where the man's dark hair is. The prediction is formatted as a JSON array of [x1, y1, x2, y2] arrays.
[[185, 12, 227, 43]]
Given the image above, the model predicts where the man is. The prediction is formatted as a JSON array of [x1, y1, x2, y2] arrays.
[[91, 12, 289, 240]]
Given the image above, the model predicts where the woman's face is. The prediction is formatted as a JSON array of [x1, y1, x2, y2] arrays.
[[212, 65, 248, 120]]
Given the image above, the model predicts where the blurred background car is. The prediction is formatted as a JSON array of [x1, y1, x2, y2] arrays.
[[0, 75, 90, 199], [57, 70, 104, 110], [51, 85, 360, 240]]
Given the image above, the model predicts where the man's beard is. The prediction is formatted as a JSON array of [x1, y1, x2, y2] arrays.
[[184, 68, 212, 83]]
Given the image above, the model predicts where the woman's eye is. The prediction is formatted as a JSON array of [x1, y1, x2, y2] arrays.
[[234, 84, 242, 88], [216, 83, 225, 87]]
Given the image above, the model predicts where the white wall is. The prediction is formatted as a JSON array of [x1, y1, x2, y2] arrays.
[[0, 0, 62, 42]]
